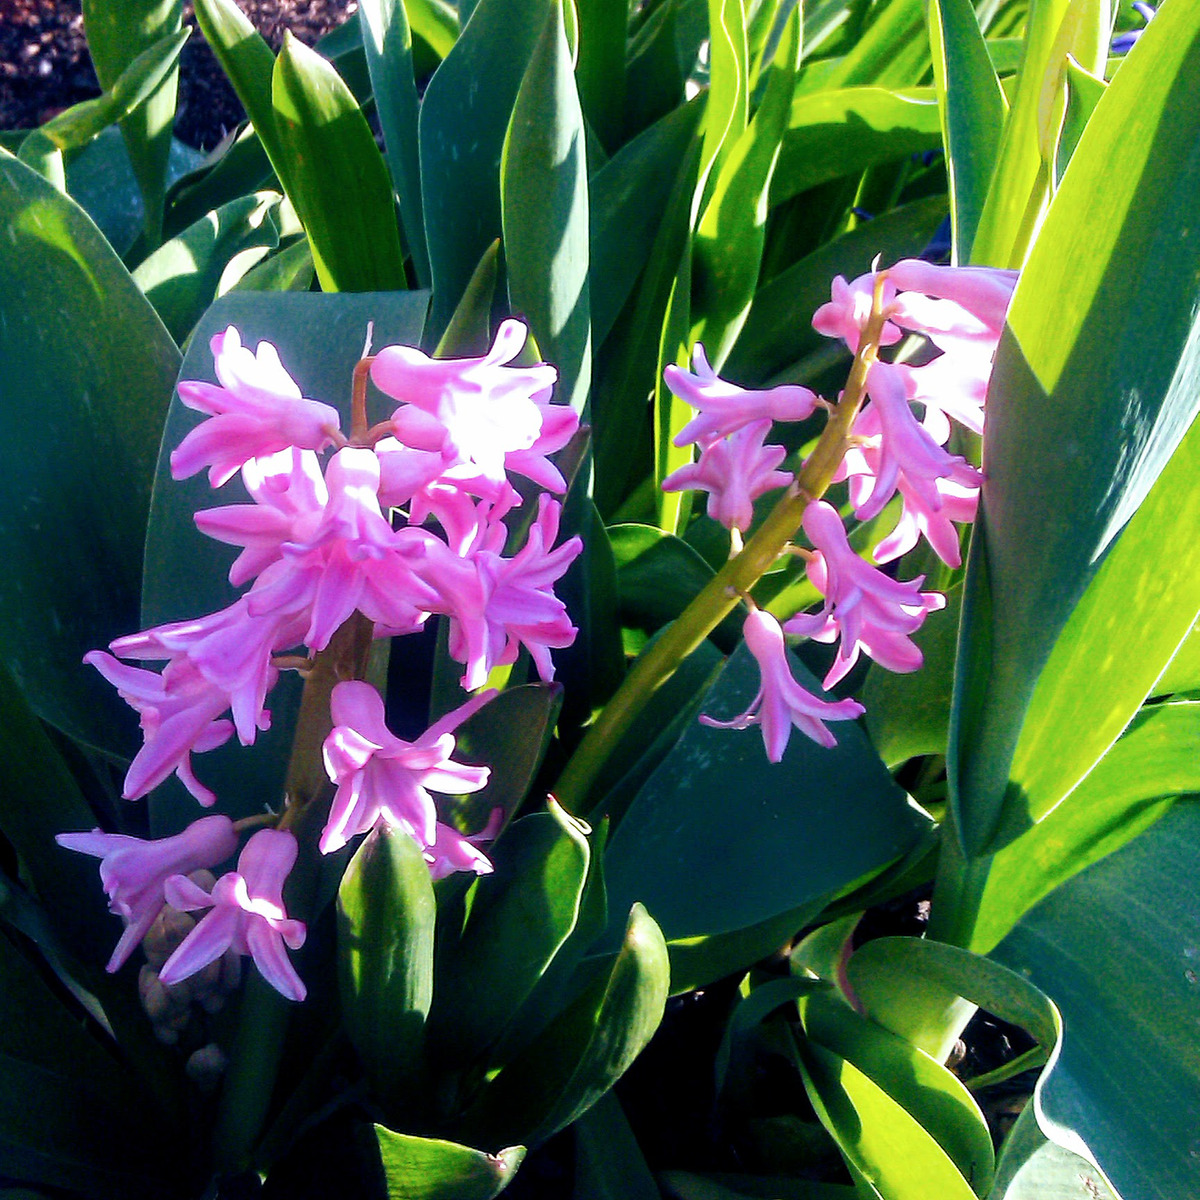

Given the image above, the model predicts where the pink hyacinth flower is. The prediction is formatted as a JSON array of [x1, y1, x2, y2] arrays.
[[846, 362, 983, 521], [424, 812, 501, 880], [194, 448, 329, 587], [171, 328, 342, 488], [662, 419, 793, 532], [667, 344, 820, 448], [701, 610, 865, 761], [319, 682, 494, 856], [885, 259, 1018, 341], [56, 815, 239, 972], [160, 828, 307, 1003], [812, 271, 904, 353], [85, 652, 234, 805], [783, 500, 945, 686], [370, 319, 578, 492]]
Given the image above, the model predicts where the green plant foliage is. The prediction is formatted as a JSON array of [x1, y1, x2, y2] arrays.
[[338, 826, 436, 1101], [950, 0, 1200, 855], [373, 1127, 524, 1200], [0, 150, 179, 753], [988, 1106, 1118, 1200], [995, 801, 1200, 1200]]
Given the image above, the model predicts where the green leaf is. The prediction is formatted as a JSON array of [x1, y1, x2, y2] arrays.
[[771, 87, 942, 209], [461, 902, 669, 1147], [359, 0, 430, 287], [949, 0, 1200, 856], [431, 800, 590, 1063], [937, 701, 1200, 954], [338, 826, 436, 1101], [18, 30, 189, 194], [229, 236, 315, 294], [433, 239, 501, 357], [993, 801, 1200, 1200], [164, 123, 275, 238], [418, 0, 551, 338], [81, 0, 184, 245], [142, 288, 428, 832], [864, 585, 961, 767], [404, 0, 461, 60], [575, 0, 627, 152], [988, 1105, 1119, 1200], [131, 191, 290, 343], [800, 992, 995, 1194], [811, 0, 927, 92], [658, 1174, 855, 1200], [970, 0, 1108, 267], [691, 4, 799, 367], [601, 640, 927, 985], [272, 33, 407, 292], [926, 0, 1006, 262], [0, 150, 179, 752], [573, 1091, 661, 1200], [589, 99, 704, 347], [501, 0, 592, 416], [793, 1031, 978, 1200], [1155, 618, 1200, 697], [373, 1126, 524, 1200], [1052, 56, 1105, 189], [698, 0, 750, 200], [609, 522, 722, 639]]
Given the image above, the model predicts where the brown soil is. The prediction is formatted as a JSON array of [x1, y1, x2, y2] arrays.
[[0, 0, 360, 149]]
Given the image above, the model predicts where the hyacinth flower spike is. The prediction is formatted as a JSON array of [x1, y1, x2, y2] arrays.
[[160, 828, 307, 1003], [702, 610, 865, 760], [171, 327, 342, 487], [784, 500, 945, 687], [320, 682, 494, 856], [56, 815, 239, 972]]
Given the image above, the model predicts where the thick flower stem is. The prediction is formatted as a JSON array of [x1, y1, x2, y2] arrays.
[[558, 278, 890, 816]]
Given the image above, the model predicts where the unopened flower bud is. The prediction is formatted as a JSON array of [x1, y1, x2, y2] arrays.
[[143, 907, 196, 969], [186, 1043, 228, 1094]]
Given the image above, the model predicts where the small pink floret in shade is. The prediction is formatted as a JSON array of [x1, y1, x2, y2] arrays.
[[662, 419, 793, 532], [159, 829, 307, 1003], [701, 610, 864, 762], [783, 501, 945, 687], [85, 652, 234, 805], [666, 344, 820, 448], [319, 682, 494, 858], [170, 327, 342, 488], [370, 319, 577, 492], [57, 816, 239, 972]]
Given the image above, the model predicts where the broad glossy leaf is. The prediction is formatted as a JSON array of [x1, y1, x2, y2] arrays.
[[691, 6, 799, 368], [994, 801, 1200, 1200], [609, 522, 720, 638], [658, 1175, 855, 1200], [0, 150, 179, 752], [272, 35, 407, 292], [1155, 618, 1200, 697], [793, 1031, 978, 1200], [864, 585, 961, 767], [430, 801, 590, 1062], [419, 0, 551, 338], [770, 87, 941, 208], [602, 641, 926, 979], [338, 826, 435, 1100], [573, 1092, 661, 1200], [373, 1127, 523, 1200], [589, 99, 703, 347], [405, 0, 460, 59], [575, 0, 627, 152], [132, 191, 290, 343], [142, 288, 428, 832], [970, 0, 1108, 267], [461, 903, 669, 1147], [951, 0, 1200, 855], [937, 701, 1200, 954], [989, 1106, 1118, 1200], [801, 992, 995, 1193], [698, 0, 749, 198], [164, 124, 275, 239], [1052, 57, 1105, 189], [359, 0, 429, 287], [81, 0, 184, 244], [811, 0, 927, 92], [501, 0, 592, 416], [927, 0, 1006, 262], [229, 236, 315, 293]]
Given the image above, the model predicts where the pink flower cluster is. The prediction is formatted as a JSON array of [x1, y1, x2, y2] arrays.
[[66, 321, 583, 999], [666, 259, 1016, 761]]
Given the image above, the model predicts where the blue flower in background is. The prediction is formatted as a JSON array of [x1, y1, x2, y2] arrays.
[[1112, 2, 1156, 53]]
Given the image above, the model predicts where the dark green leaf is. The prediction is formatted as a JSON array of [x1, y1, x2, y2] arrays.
[[164, 123, 276, 238], [419, 0, 551, 338], [0, 150, 179, 752], [338, 826, 435, 1099], [272, 34, 407, 292], [1052, 57, 1105, 189], [988, 1105, 1119, 1200], [501, 0, 592, 416], [572, 1091, 660, 1200], [575, 0, 627, 153]]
